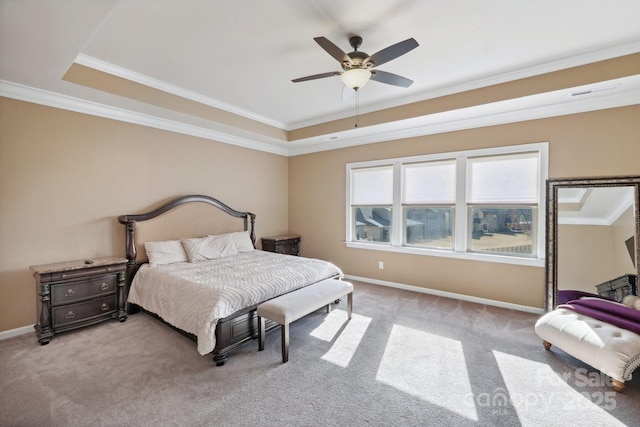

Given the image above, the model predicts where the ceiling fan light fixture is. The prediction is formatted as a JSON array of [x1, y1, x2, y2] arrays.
[[341, 68, 371, 90]]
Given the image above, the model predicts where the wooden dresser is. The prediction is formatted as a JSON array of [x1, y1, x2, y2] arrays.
[[261, 235, 301, 256], [30, 257, 128, 344]]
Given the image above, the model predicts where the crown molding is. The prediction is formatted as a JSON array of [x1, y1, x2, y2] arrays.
[[287, 74, 640, 156], [2, 72, 639, 158], [558, 188, 635, 226], [0, 80, 289, 156]]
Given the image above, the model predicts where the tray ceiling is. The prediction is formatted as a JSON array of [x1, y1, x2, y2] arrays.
[[1, 1, 639, 155]]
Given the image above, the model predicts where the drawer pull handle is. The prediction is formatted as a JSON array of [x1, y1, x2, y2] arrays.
[[65, 311, 75, 319], [101, 303, 109, 311], [100, 283, 109, 291], [65, 289, 75, 297]]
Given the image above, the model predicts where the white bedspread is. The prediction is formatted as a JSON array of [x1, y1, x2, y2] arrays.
[[128, 250, 343, 355]]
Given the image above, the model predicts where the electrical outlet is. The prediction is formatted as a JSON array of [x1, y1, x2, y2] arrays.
[[378, 261, 384, 269]]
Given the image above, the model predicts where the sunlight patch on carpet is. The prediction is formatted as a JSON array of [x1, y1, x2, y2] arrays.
[[492, 351, 625, 426], [311, 310, 371, 368], [376, 325, 478, 421], [310, 309, 351, 342]]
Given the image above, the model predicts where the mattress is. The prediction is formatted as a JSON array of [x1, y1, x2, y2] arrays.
[[128, 250, 343, 354]]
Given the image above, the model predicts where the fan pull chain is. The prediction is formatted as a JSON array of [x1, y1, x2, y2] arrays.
[[355, 89, 360, 128]]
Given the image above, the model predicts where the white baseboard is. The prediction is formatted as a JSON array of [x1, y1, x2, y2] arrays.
[[0, 325, 33, 341], [344, 274, 545, 315], [0, 279, 542, 340]]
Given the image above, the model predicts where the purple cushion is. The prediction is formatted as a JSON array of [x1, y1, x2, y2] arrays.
[[557, 289, 609, 305], [558, 298, 640, 335]]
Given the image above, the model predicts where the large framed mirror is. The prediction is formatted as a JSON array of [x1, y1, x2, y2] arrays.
[[546, 176, 640, 311]]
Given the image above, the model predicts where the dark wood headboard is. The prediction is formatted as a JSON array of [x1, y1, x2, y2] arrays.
[[118, 195, 256, 291]]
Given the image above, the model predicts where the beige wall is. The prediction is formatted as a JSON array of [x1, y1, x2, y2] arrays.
[[612, 207, 637, 274], [288, 105, 640, 309], [558, 206, 636, 292], [0, 98, 289, 332], [2, 97, 639, 333]]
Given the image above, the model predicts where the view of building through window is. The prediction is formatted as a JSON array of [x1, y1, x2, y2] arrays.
[[347, 143, 546, 262], [353, 207, 391, 242], [405, 207, 453, 249], [354, 206, 535, 256], [469, 207, 535, 256]]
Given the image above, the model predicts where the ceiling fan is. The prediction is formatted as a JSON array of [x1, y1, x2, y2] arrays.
[[292, 35, 419, 91]]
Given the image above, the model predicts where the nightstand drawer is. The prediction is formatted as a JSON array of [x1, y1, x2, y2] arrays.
[[51, 275, 117, 305], [52, 295, 117, 327]]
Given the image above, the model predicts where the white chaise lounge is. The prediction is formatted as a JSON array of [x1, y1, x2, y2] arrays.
[[535, 307, 640, 392]]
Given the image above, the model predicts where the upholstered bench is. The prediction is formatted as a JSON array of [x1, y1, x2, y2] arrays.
[[257, 279, 353, 363], [535, 308, 640, 392]]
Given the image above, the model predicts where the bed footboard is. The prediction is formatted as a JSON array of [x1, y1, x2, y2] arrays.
[[213, 307, 279, 365]]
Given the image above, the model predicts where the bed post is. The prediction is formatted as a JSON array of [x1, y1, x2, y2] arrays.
[[124, 220, 137, 263], [118, 216, 139, 313], [248, 213, 256, 247]]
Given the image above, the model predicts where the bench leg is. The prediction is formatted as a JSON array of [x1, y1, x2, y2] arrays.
[[347, 292, 353, 320], [258, 316, 265, 351], [281, 323, 289, 363], [326, 303, 332, 313]]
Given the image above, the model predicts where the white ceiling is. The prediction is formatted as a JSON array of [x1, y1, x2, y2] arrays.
[[558, 187, 635, 225], [1, 0, 640, 154]]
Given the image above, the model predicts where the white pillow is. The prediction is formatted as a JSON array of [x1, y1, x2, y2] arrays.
[[622, 295, 639, 308], [230, 231, 255, 253], [144, 240, 188, 266], [182, 234, 238, 262]]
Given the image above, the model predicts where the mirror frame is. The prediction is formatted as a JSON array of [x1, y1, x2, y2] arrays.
[[545, 175, 640, 311]]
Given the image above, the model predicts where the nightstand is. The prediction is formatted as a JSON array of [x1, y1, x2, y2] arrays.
[[30, 257, 127, 344], [261, 235, 301, 256]]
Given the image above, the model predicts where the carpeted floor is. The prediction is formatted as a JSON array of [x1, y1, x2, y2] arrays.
[[1, 281, 638, 426]]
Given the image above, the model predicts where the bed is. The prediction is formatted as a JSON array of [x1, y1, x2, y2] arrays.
[[118, 195, 343, 365]]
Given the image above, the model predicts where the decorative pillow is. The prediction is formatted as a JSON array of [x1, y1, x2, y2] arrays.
[[622, 295, 638, 308], [230, 231, 254, 252], [182, 234, 238, 262], [623, 295, 640, 311], [144, 240, 188, 266]]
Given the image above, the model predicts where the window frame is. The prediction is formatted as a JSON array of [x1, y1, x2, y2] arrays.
[[345, 142, 548, 267]]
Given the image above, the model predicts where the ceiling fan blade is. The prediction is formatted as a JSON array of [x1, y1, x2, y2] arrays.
[[365, 38, 419, 67], [313, 36, 352, 64], [370, 70, 414, 88], [292, 71, 340, 83]]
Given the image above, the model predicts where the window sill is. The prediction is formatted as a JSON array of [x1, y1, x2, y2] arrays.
[[345, 241, 545, 267]]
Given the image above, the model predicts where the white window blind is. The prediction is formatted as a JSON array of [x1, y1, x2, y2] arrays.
[[467, 152, 539, 204], [402, 160, 456, 204], [351, 166, 393, 205], [346, 142, 547, 265]]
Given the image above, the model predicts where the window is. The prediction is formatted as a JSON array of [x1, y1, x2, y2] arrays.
[[466, 152, 539, 257], [346, 143, 547, 266], [402, 160, 456, 250], [350, 166, 393, 243]]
